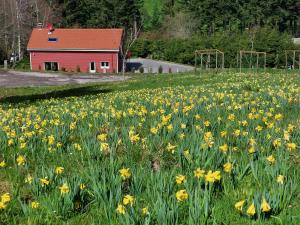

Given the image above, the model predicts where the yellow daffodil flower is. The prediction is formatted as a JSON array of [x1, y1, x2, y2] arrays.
[[176, 189, 188, 202]]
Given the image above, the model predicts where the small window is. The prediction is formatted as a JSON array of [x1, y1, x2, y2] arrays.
[[100, 62, 110, 69], [48, 37, 57, 42], [45, 62, 58, 71]]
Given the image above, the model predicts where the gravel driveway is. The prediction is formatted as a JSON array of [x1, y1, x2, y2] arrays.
[[0, 71, 129, 88], [127, 58, 194, 73]]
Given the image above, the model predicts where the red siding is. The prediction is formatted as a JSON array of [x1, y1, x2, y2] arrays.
[[30, 51, 119, 73]]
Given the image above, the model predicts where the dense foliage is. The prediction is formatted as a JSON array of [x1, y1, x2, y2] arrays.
[[131, 28, 295, 68], [178, 0, 300, 36], [62, 0, 143, 29], [0, 72, 299, 224], [60, 0, 300, 36]]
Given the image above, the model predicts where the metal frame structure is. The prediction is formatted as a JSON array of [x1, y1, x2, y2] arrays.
[[285, 50, 300, 70], [238, 51, 266, 72], [195, 49, 224, 71]]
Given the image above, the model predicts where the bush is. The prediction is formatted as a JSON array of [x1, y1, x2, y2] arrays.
[[14, 57, 30, 70], [0, 48, 5, 64], [61, 67, 66, 72], [139, 66, 144, 73], [76, 65, 81, 73], [158, 65, 163, 73]]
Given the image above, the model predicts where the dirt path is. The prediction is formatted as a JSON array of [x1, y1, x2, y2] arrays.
[[0, 71, 129, 88]]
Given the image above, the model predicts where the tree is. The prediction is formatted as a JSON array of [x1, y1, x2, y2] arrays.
[[178, 0, 300, 35], [162, 0, 176, 17], [0, 0, 61, 62], [62, 0, 143, 30]]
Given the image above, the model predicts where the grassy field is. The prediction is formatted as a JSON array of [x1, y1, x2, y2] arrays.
[[0, 71, 299, 225]]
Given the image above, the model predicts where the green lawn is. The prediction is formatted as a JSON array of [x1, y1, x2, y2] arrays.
[[0, 71, 299, 225]]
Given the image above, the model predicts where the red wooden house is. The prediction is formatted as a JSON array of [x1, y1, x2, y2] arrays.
[[27, 28, 123, 73]]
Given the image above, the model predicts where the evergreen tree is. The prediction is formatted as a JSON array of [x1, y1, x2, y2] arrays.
[[62, 0, 143, 30]]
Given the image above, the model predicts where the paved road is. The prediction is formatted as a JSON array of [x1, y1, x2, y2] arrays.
[[127, 58, 194, 73], [0, 71, 129, 88]]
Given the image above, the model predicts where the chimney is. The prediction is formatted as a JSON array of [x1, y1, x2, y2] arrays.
[[37, 23, 43, 30], [46, 23, 55, 34]]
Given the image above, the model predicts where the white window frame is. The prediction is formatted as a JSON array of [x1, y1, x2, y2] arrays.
[[100, 62, 110, 69]]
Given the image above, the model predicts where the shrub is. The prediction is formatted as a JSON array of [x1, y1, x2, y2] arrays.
[[14, 57, 30, 71], [158, 65, 163, 73], [61, 67, 66, 72], [139, 66, 144, 73], [76, 65, 81, 73]]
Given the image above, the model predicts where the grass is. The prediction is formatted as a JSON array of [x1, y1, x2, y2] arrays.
[[0, 71, 299, 225], [1, 69, 297, 101]]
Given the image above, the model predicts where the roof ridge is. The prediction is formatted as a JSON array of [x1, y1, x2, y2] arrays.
[[33, 28, 123, 30]]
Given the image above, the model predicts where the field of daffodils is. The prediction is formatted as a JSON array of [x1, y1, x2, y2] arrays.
[[0, 73, 299, 225]]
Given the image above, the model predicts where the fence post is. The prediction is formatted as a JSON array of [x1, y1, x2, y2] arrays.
[[4, 60, 8, 70]]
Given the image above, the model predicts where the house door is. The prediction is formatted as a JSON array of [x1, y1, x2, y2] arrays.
[[90, 62, 96, 73]]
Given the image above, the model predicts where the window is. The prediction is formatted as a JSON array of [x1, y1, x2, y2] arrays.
[[100, 62, 110, 69], [45, 62, 58, 71], [48, 37, 57, 42]]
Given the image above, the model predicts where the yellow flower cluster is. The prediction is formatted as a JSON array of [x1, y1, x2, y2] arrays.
[[235, 198, 271, 216], [0, 193, 11, 209]]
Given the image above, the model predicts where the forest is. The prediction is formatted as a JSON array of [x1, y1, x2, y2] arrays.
[[0, 0, 299, 67]]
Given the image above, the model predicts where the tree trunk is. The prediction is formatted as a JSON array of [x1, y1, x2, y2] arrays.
[[16, 0, 22, 60], [34, 0, 40, 25]]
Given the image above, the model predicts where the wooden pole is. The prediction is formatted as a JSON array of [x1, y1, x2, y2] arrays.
[[222, 53, 224, 70], [216, 50, 218, 70], [264, 53, 266, 72], [194, 52, 197, 71], [200, 54, 203, 70], [285, 51, 288, 71], [240, 51, 242, 73], [236, 52, 239, 72], [256, 53, 259, 73], [250, 51, 252, 69], [293, 50, 296, 69]]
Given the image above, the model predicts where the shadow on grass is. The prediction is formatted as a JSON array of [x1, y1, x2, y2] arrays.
[[0, 85, 113, 104]]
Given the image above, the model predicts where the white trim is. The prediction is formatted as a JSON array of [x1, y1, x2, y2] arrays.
[[30, 53, 32, 70], [27, 48, 119, 52], [100, 62, 110, 69], [117, 54, 119, 74]]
